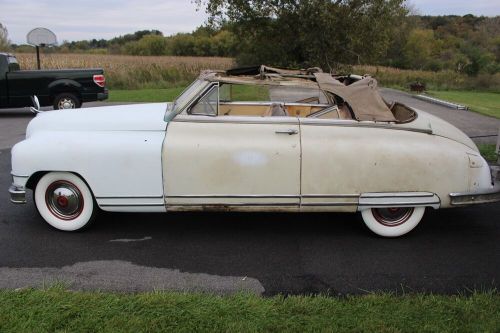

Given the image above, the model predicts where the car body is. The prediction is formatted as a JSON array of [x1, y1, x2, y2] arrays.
[[9, 65, 500, 236], [0, 53, 108, 110]]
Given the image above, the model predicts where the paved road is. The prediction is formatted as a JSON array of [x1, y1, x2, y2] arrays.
[[0, 93, 498, 295], [0, 102, 135, 150], [381, 88, 500, 144]]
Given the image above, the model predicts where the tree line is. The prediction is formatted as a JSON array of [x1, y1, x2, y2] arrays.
[[2, 0, 499, 77]]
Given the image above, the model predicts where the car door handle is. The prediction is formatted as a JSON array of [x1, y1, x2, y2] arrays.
[[275, 129, 299, 135]]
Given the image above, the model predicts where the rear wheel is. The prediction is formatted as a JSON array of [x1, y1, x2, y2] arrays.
[[361, 206, 425, 237], [53, 93, 81, 110], [34, 172, 96, 231]]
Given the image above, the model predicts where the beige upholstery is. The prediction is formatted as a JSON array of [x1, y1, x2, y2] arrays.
[[262, 103, 289, 117]]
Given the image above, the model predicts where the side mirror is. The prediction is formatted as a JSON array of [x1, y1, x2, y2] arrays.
[[30, 95, 42, 114]]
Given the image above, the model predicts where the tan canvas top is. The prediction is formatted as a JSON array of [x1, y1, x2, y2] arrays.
[[313, 73, 396, 122]]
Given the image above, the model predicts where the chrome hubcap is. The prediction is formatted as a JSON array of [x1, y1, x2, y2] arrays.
[[45, 181, 84, 220], [372, 207, 414, 227], [58, 98, 75, 109]]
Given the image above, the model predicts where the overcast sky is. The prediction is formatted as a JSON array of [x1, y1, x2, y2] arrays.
[[1, 0, 499, 44]]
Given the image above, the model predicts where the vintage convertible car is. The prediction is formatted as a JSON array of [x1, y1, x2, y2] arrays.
[[9, 65, 500, 237]]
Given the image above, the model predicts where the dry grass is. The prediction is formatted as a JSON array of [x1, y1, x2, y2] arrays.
[[15, 53, 234, 89]]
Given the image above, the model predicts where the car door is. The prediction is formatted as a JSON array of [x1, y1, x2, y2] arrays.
[[299, 117, 452, 212], [162, 84, 301, 210]]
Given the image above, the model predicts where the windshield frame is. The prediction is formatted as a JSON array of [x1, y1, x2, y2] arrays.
[[171, 79, 210, 113]]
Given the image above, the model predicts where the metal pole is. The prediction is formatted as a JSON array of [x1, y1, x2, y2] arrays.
[[36, 46, 41, 70], [496, 127, 500, 164]]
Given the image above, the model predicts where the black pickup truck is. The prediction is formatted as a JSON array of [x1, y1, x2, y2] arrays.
[[0, 53, 108, 110]]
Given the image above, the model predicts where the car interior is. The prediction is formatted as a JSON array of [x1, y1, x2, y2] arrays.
[[188, 81, 416, 123]]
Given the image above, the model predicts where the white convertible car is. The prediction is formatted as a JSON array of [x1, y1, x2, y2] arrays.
[[9, 65, 500, 237]]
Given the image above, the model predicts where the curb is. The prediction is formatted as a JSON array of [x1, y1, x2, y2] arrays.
[[413, 94, 468, 110]]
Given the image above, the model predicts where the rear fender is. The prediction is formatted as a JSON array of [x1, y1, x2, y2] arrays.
[[48, 79, 82, 99]]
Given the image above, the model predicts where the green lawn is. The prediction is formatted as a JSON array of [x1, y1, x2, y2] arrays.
[[0, 289, 498, 332], [428, 90, 500, 119], [108, 84, 269, 104], [478, 144, 499, 162], [108, 87, 185, 103]]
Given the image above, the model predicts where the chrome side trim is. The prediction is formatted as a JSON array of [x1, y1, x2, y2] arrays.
[[166, 203, 298, 207], [96, 196, 165, 209], [100, 203, 165, 207], [9, 184, 26, 204], [358, 192, 441, 210], [95, 195, 164, 199], [301, 202, 358, 207], [300, 119, 433, 135], [220, 101, 331, 107], [302, 194, 359, 198], [96, 193, 444, 210], [172, 114, 299, 125], [360, 192, 435, 198], [166, 194, 300, 198]]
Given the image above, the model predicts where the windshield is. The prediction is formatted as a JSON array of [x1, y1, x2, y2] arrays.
[[172, 79, 210, 113]]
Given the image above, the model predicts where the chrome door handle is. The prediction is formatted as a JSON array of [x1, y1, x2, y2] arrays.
[[275, 129, 299, 135]]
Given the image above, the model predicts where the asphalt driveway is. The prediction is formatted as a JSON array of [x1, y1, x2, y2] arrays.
[[0, 91, 498, 295]]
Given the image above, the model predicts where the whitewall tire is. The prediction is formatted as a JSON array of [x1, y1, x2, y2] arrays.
[[34, 172, 96, 231], [361, 207, 425, 237]]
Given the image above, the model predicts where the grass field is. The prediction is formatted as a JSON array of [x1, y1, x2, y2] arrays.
[[0, 289, 498, 332], [15, 53, 234, 90], [13, 53, 500, 92], [428, 91, 500, 119]]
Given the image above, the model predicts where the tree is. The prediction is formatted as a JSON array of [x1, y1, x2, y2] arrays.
[[196, 0, 408, 68], [403, 29, 436, 69], [0, 23, 10, 51], [124, 34, 167, 56]]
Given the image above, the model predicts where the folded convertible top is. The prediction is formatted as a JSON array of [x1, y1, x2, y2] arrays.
[[207, 65, 398, 122]]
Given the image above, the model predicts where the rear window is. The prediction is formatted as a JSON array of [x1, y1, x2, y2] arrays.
[[7, 56, 20, 71], [7, 56, 18, 65]]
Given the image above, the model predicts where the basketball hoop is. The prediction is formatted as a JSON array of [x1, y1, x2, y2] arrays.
[[26, 28, 58, 69]]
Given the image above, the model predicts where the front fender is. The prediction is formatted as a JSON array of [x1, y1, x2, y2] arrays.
[[11, 130, 166, 209]]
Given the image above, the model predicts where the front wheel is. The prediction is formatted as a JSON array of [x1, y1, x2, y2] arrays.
[[361, 206, 425, 237], [53, 93, 81, 110], [34, 172, 96, 231]]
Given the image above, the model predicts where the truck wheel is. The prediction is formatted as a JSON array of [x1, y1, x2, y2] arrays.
[[53, 93, 81, 110]]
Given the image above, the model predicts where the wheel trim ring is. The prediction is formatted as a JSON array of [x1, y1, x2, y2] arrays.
[[45, 180, 84, 221], [372, 207, 414, 227], [58, 98, 75, 109]]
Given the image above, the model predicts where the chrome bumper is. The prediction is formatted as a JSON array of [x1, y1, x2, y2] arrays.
[[450, 166, 500, 206], [9, 184, 26, 204]]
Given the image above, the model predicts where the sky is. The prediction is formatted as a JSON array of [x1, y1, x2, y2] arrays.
[[1, 0, 499, 44]]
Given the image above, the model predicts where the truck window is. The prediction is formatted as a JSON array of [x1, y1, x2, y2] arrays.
[[7, 56, 20, 72]]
